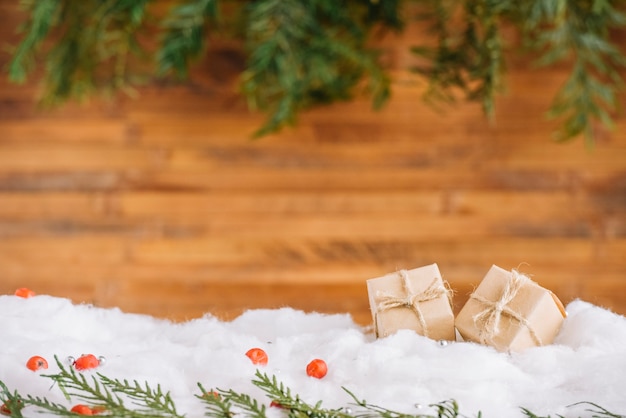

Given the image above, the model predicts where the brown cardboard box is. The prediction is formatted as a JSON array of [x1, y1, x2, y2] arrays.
[[367, 263, 455, 341], [455, 265, 567, 352]]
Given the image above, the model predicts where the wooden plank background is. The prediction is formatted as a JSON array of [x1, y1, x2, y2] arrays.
[[0, 2, 625, 325]]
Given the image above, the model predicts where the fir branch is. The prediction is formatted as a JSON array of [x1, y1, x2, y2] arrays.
[[214, 387, 266, 418], [98, 374, 182, 417], [252, 370, 350, 418], [240, 0, 392, 137], [21, 395, 80, 417], [7, 0, 61, 84], [9, 0, 152, 106], [412, 0, 508, 119], [569, 401, 626, 418], [157, 0, 220, 79], [344, 387, 477, 418], [525, 0, 626, 144], [38, 355, 183, 417], [196, 383, 234, 417], [0, 380, 25, 418]]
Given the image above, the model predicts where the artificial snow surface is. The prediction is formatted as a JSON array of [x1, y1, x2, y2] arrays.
[[2, 295, 626, 417]]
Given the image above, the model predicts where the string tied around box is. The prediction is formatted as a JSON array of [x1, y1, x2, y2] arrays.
[[375, 269, 451, 338], [470, 269, 542, 347]]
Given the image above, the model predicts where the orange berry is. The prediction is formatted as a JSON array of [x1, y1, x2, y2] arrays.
[[201, 391, 220, 400], [90, 405, 107, 415], [1, 400, 23, 415], [270, 400, 287, 409], [73, 354, 100, 371], [26, 355, 48, 371], [1, 403, 12, 416], [70, 404, 93, 415], [245, 348, 268, 365], [306, 358, 327, 379], [14, 288, 35, 298]]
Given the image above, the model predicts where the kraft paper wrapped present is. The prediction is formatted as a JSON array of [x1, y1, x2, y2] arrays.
[[455, 265, 567, 352], [367, 263, 455, 341]]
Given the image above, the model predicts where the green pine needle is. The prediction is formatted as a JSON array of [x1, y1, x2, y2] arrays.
[[1, 365, 626, 417], [3, 0, 626, 142]]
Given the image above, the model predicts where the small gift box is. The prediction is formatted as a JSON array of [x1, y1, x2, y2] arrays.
[[455, 265, 567, 352], [366, 263, 455, 341]]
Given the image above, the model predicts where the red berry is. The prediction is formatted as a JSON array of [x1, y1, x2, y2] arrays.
[[70, 404, 93, 415], [90, 405, 107, 415], [1, 400, 23, 416], [245, 348, 268, 365], [202, 391, 220, 399], [306, 359, 328, 379], [0, 404, 8, 416], [270, 400, 287, 409], [26, 355, 48, 371], [14, 288, 35, 298], [73, 354, 100, 371]]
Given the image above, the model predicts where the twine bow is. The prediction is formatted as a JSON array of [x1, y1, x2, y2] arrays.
[[470, 269, 542, 347], [375, 270, 450, 338]]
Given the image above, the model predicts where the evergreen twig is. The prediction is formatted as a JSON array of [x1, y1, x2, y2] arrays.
[[1, 366, 626, 418], [196, 383, 234, 417], [32, 355, 184, 417], [252, 370, 350, 417], [157, 0, 220, 79], [0, 380, 25, 418], [5, 0, 626, 142]]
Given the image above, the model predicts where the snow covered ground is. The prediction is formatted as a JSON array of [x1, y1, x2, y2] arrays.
[[1, 294, 625, 417]]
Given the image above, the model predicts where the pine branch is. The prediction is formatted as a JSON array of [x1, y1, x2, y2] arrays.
[[7, 0, 61, 84], [0, 380, 25, 418], [569, 401, 626, 418], [4, 0, 626, 142], [37, 355, 184, 417], [8, 0, 152, 106], [343, 387, 477, 418], [411, 0, 508, 119], [20, 395, 80, 417], [2, 366, 626, 418], [252, 370, 350, 418], [157, 0, 220, 79], [240, 0, 393, 137], [98, 374, 182, 417], [214, 387, 266, 418], [196, 383, 234, 417], [525, 0, 626, 144]]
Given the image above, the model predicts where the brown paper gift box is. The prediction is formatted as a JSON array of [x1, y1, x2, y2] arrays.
[[366, 263, 455, 341], [455, 265, 567, 352]]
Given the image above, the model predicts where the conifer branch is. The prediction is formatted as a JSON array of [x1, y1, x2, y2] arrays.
[[196, 383, 234, 417], [1, 367, 626, 418], [4, 0, 626, 142], [252, 370, 350, 418], [33, 355, 184, 417], [157, 0, 220, 79], [0, 380, 25, 418]]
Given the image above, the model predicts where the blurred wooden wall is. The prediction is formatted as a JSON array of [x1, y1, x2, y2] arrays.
[[1, 2, 625, 325]]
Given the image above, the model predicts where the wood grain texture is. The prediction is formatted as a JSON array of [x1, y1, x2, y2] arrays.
[[0, 2, 624, 326]]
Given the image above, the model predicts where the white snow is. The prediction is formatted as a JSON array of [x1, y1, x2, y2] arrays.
[[1, 294, 626, 417]]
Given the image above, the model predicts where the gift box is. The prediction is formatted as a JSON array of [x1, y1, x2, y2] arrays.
[[366, 263, 455, 341], [455, 265, 567, 352]]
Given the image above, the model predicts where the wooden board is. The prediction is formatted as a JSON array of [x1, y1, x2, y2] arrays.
[[0, 2, 625, 326]]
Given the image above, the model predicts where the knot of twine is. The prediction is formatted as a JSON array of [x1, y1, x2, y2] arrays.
[[375, 269, 450, 337], [470, 269, 542, 347]]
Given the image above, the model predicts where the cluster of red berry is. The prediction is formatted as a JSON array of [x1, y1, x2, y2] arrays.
[[4, 289, 329, 416], [245, 347, 328, 379], [2, 353, 106, 416]]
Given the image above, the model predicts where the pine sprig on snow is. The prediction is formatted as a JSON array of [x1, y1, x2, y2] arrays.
[[32, 355, 183, 417], [1, 360, 626, 417]]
